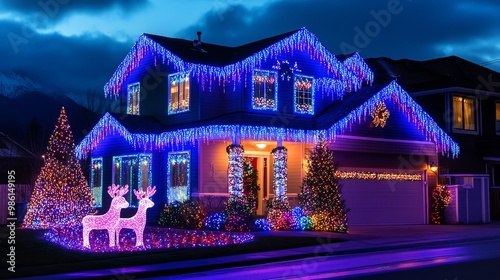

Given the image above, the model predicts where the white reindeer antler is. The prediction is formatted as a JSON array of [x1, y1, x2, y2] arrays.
[[134, 186, 156, 200], [118, 185, 129, 197], [108, 184, 120, 198]]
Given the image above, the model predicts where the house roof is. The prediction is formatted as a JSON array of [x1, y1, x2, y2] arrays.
[[76, 81, 460, 159], [0, 131, 35, 158], [366, 56, 500, 93], [104, 27, 373, 97], [144, 29, 299, 67]]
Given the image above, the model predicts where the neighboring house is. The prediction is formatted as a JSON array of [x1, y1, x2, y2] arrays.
[[366, 56, 500, 222], [0, 131, 37, 225], [76, 28, 463, 225]]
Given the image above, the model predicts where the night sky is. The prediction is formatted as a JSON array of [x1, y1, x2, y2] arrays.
[[1, 0, 500, 96]]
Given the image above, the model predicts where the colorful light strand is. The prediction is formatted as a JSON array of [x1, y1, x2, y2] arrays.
[[272, 147, 288, 199], [104, 28, 371, 98], [335, 171, 422, 181], [45, 226, 254, 252], [226, 144, 245, 199]]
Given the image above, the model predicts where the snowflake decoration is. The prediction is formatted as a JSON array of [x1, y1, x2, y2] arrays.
[[371, 102, 390, 128]]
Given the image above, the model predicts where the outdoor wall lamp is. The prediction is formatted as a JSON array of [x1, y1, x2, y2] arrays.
[[429, 162, 438, 173], [256, 143, 267, 149]]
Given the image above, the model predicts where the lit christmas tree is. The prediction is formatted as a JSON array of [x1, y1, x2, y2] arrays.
[[23, 107, 94, 229], [299, 137, 349, 232]]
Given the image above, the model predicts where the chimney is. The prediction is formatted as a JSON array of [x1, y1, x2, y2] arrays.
[[197, 31, 202, 45]]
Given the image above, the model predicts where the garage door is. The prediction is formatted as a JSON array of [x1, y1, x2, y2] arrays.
[[340, 172, 425, 225]]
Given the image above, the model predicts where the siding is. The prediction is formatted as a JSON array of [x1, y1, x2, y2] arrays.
[[198, 140, 230, 194]]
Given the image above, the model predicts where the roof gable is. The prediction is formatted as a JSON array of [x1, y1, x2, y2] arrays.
[[104, 27, 374, 98]]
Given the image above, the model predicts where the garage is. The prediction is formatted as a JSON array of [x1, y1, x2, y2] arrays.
[[339, 170, 426, 225]]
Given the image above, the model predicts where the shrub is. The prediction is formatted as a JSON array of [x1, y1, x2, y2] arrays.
[[158, 200, 207, 229]]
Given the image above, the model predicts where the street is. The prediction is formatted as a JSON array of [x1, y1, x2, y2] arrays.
[[155, 237, 500, 279]]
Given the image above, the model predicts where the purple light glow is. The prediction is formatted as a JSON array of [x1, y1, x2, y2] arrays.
[[44, 226, 254, 252]]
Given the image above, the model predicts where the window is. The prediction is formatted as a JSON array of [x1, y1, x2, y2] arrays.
[[167, 151, 190, 203], [496, 102, 500, 134], [252, 70, 278, 111], [453, 96, 476, 131], [112, 154, 152, 207], [168, 72, 190, 114], [127, 82, 140, 115], [294, 75, 314, 114], [90, 158, 103, 207]]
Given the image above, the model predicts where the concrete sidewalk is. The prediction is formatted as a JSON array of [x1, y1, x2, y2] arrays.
[[14, 222, 500, 280]]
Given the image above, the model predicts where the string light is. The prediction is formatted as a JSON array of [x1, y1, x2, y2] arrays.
[[45, 226, 254, 252], [226, 144, 245, 199], [272, 147, 288, 199], [335, 171, 422, 181], [252, 70, 278, 111], [104, 27, 371, 98], [294, 75, 315, 114]]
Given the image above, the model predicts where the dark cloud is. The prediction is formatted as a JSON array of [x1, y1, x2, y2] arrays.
[[0, 19, 131, 94], [178, 0, 500, 71], [0, 0, 149, 25]]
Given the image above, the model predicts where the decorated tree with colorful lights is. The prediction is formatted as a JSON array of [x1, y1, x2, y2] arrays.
[[243, 158, 260, 215], [23, 107, 94, 229], [299, 137, 349, 232]]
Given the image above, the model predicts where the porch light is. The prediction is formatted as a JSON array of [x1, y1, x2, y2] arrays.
[[429, 162, 438, 173], [256, 143, 267, 149]]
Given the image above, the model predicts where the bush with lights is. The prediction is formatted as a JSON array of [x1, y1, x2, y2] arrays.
[[23, 107, 94, 229], [204, 212, 226, 231], [298, 137, 349, 233], [158, 200, 207, 230], [223, 197, 254, 232], [431, 185, 452, 225]]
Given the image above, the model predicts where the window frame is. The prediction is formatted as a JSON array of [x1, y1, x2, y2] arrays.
[[452, 95, 479, 134], [90, 158, 103, 208], [127, 82, 140, 115], [168, 72, 191, 115], [294, 74, 315, 114], [167, 151, 191, 204], [112, 153, 153, 207], [252, 69, 278, 111]]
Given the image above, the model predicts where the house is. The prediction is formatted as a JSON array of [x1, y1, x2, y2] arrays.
[[76, 28, 463, 225], [0, 131, 37, 225], [365, 56, 500, 222]]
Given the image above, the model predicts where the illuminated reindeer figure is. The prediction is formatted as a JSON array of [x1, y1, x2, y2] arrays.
[[115, 186, 156, 247], [82, 184, 129, 249]]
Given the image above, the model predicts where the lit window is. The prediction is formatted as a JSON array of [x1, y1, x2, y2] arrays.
[[168, 72, 190, 114], [127, 83, 140, 115], [496, 102, 500, 134], [294, 75, 314, 114], [167, 151, 190, 203], [112, 154, 152, 207], [453, 96, 476, 131], [90, 158, 103, 207], [252, 70, 278, 110]]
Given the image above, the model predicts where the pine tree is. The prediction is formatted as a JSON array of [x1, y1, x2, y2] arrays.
[[23, 107, 94, 229], [299, 137, 349, 232]]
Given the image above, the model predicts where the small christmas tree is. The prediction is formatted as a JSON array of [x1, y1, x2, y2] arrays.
[[23, 107, 94, 229], [299, 137, 349, 232], [243, 158, 260, 215]]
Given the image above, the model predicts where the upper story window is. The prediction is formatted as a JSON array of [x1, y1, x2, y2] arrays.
[[453, 96, 476, 131], [127, 82, 140, 115], [252, 70, 277, 111], [294, 75, 314, 114], [496, 102, 500, 134], [168, 72, 190, 115]]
